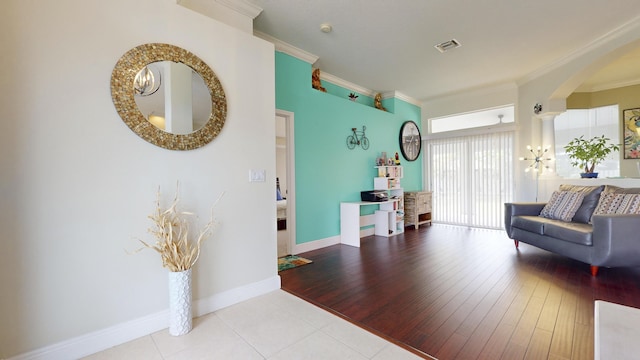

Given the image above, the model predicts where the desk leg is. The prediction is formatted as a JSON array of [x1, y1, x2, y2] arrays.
[[340, 203, 361, 247]]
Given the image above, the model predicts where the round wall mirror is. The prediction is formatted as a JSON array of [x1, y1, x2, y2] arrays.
[[133, 61, 212, 135], [111, 43, 226, 150]]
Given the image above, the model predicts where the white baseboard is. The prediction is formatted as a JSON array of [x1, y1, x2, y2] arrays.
[[8, 276, 281, 360], [291, 232, 377, 254], [291, 235, 340, 254], [360, 228, 375, 238]]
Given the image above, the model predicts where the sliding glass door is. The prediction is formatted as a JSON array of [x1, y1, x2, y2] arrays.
[[427, 130, 514, 229]]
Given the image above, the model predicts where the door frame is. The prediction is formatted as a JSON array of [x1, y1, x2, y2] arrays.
[[276, 109, 296, 254]]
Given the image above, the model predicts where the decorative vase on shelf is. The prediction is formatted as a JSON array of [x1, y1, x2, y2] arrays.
[[168, 269, 192, 336], [580, 172, 598, 179]]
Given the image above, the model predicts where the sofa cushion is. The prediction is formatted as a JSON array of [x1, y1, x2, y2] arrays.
[[511, 215, 556, 235], [593, 193, 640, 216], [543, 221, 593, 246], [539, 190, 585, 222], [559, 184, 605, 223]]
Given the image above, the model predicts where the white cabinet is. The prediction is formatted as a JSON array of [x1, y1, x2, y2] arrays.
[[373, 166, 404, 236]]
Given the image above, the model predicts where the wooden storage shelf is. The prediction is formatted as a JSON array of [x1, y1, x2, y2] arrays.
[[404, 191, 432, 229]]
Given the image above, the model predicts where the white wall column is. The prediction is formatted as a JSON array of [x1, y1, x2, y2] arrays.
[[165, 62, 194, 134], [540, 114, 557, 174]]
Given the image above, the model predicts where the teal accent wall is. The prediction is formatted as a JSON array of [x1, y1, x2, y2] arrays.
[[275, 52, 422, 244]]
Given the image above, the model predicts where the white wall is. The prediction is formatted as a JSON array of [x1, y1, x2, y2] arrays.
[[421, 82, 518, 124], [0, 0, 277, 358]]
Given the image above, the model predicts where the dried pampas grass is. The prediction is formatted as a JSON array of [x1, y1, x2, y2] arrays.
[[134, 184, 224, 272]]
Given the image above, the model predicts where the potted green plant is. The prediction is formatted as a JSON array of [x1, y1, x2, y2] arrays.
[[564, 135, 620, 178]]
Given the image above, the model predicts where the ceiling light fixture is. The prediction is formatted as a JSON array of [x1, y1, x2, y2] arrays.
[[320, 23, 332, 33], [133, 65, 161, 96], [434, 39, 461, 53]]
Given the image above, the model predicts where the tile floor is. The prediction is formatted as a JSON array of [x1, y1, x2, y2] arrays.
[[83, 290, 428, 359]]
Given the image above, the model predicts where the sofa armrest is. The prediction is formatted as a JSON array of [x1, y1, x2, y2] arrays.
[[504, 202, 546, 238], [505, 202, 546, 216], [592, 214, 640, 267]]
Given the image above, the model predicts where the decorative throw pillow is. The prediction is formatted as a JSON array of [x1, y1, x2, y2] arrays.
[[559, 184, 604, 224], [592, 193, 640, 217], [539, 191, 585, 222]]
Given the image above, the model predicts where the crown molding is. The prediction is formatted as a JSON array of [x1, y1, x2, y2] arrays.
[[254, 31, 319, 64], [578, 77, 640, 93], [320, 72, 375, 97], [383, 91, 422, 107], [318, 78, 421, 107], [254, 33, 421, 107], [215, 0, 262, 19], [519, 14, 640, 86]]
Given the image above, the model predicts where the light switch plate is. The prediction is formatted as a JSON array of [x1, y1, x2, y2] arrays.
[[249, 169, 266, 182]]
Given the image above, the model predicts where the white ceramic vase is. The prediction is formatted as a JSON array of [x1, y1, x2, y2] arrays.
[[168, 269, 192, 336]]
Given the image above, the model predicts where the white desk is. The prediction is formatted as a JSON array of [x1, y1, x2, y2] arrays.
[[595, 300, 640, 359], [340, 201, 397, 247]]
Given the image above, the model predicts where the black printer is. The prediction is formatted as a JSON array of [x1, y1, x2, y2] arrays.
[[360, 190, 388, 202]]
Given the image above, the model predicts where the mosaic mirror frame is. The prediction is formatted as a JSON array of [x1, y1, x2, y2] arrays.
[[111, 43, 226, 150]]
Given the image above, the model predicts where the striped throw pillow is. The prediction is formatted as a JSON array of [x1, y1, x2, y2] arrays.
[[539, 191, 585, 222], [592, 193, 640, 216]]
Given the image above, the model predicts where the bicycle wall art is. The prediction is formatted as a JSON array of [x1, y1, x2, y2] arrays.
[[346, 126, 369, 150]]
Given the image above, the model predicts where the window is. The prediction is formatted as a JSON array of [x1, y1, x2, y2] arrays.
[[554, 105, 620, 178]]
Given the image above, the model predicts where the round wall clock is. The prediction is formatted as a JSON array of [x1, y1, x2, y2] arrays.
[[399, 120, 421, 161]]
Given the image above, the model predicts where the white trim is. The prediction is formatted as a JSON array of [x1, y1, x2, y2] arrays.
[[276, 109, 296, 258], [360, 228, 375, 237], [8, 277, 281, 360], [320, 72, 376, 98], [292, 235, 340, 255], [254, 33, 421, 107], [214, 0, 262, 19], [254, 31, 319, 65], [424, 123, 516, 140], [579, 77, 640, 93], [384, 91, 422, 107], [428, 103, 516, 121]]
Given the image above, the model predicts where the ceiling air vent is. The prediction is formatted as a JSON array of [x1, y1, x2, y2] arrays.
[[434, 39, 461, 53]]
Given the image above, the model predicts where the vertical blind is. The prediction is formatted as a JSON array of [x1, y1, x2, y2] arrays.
[[427, 130, 514, 229]]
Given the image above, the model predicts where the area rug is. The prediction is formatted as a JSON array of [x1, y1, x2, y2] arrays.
[[278, 255, 313, 272]]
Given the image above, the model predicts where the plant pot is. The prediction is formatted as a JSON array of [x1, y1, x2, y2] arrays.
[[168, 269, 192, 336], [580, 172, 598, 178]]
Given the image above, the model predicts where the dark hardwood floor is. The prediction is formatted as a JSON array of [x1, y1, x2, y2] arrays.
[[279, 224, 640, 360]]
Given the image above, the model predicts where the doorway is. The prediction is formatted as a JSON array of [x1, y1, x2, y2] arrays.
[[276, 110, 295, 257]]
